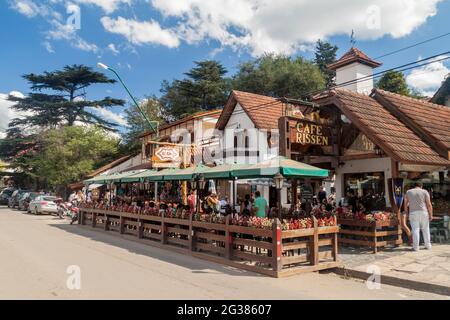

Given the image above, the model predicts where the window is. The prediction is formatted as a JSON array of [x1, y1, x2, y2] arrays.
[[344, 172, 386, 211]]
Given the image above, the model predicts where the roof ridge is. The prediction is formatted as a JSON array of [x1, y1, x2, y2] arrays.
[[374, 88, 450, 111]]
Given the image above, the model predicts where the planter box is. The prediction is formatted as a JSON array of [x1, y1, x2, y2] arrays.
[[79, 208, 341, 277], [338, 218, 402, 253]]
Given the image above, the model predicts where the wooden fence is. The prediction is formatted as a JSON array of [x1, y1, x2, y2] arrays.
[[80, 208, 341, 277], [338, 218, 402, 253]]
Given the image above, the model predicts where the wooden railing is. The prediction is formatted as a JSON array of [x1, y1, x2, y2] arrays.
[[79, 208, 341, 277]]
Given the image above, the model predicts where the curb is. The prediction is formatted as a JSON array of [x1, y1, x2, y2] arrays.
[[326, 267, 450, 297]]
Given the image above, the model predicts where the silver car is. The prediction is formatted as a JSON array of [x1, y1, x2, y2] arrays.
[[28, 196, 58, 215]]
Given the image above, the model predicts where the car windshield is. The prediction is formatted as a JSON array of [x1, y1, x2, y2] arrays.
[[1, 189, 14, 196]]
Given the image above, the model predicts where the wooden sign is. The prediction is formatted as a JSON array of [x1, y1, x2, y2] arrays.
[[152, 146, 181, 168], [290, 120, 331, 147]]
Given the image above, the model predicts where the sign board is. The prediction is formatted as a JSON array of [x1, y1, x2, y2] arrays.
[[290, 120, 331, 147], [152, 146, 181, 168]]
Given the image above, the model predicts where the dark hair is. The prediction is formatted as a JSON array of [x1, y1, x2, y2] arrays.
[[245, 194, 250, 200], [414, 181, 423, 188], [255, 191, 261, 197]]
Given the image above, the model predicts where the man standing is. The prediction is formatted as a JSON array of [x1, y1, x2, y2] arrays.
[[318, 186, 327, 204], [253, 191, 268, 218], [404, 182, 433, 251]]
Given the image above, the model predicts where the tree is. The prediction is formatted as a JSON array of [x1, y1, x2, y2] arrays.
[[123, 96, 166, 152], [160, 61, 230, 120], [314, 40, 338, 88], [8, 65, 125, 131], [376, 71, 410, 96], [232, 54, 326, 99], [32, 126, 120, 194]]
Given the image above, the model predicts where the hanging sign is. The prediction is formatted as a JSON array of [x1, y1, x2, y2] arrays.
[[290, 120, 331, 147], [152, 146, 181, 168], [392, 178, 404, 209]]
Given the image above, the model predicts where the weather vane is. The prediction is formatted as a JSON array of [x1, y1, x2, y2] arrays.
[[350, 29, 356, 47]]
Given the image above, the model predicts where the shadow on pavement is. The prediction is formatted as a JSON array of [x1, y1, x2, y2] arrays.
[[50, 222, 261, 278]]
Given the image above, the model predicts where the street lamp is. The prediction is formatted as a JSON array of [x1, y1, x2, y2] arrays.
[[273, 173, 284, 220], [198, 174, 206, 190], [97, 62, 159, 137]]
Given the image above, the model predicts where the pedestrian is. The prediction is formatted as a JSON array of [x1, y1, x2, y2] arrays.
[[253, 191, 268, 218], [187, 190, 197, 214], [317, 186, 327, 204], [240, 194, 252, 216], [404, 182, 433, 251], [219, 196, 229, 216]]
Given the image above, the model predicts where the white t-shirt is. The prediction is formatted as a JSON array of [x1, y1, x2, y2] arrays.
[[406, 188, 430, 213]]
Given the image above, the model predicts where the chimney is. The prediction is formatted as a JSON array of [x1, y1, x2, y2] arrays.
[[328, 47, 382, 94]]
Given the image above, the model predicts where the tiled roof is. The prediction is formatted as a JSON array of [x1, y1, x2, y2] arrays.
[[374, 89, 450, 151], [327, 47, 382, 70], [139, 109, 222, 138], [326, 89, 450, 166], [216, 90, 285, 130]]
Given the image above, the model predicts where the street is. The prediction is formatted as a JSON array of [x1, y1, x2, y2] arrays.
[[0, 206, 446, 300]]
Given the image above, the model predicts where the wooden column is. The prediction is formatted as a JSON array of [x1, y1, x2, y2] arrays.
[[161, 211, 167, 245], [310, 216, 319, 265], [225, 215, 232, 260], [104, 214, 110, 231], [92, 212, 97, 228], [119, 215, 125, 234], [137, 217, 143, 239], [189, 213, 195, 251], [272, 219, 282, 273]]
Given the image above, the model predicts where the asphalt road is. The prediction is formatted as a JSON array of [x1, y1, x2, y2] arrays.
[[0, 206, 447, 300]]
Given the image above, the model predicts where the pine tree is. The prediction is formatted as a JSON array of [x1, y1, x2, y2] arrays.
[[314, 40, 338, 88], [376, 71, 410, 96], [8, 65, 125, 131]]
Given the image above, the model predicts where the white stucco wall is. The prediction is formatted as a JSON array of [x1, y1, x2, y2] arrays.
[[335, 62, 375, 94], [335, 157, 392, 207]]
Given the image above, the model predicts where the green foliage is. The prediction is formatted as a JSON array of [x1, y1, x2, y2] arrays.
[[123, 96, 166, 152], [314, 40, 338, 88], [8, 65, 125, 131], [232, 54, 326, 99], [376, 71, 410, 96], [160, 61, 230, 120], [32, 126, 119, 187]]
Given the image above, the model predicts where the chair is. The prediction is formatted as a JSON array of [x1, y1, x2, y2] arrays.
[[430, 216, 449, 243]]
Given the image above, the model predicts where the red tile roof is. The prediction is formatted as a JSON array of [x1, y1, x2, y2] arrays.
[[321, 89, 450, 166], [327, 47, 382, 70], [139, 109, 222, 138], [216, 90, 286, 130], [373, 89, 450, 151]]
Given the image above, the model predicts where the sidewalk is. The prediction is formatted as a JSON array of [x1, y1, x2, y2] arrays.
[[335, 243, 450, 296]]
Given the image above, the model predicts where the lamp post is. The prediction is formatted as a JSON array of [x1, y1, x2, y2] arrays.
[[274, 172, 284, 220], [97, 62, 159, 137]]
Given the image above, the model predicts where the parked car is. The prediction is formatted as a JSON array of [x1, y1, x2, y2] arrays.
[[0, 188, 15, 205], [18, 192, 38, 211], [28, 195, 59, 215], [8, 190, 30, 209]]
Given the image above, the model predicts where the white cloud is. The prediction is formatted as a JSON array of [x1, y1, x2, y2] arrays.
[[75, 0, 131, 14], [0, 91, 26, 137], [406, 56, 450, 96], [101, 16, 180, 48], [11, 0, 40, 17], [149, 0, 444, 56], [107, 43, 119, 55], [43, 41, 55, 53], [90, 107, 129, 127]]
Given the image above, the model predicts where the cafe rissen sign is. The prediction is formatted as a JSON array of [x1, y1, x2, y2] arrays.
[[152, 146, 181, 168], [290, 120, 331, 147]]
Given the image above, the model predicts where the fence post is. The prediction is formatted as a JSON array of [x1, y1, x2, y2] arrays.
[[92, 212, 97, 228], [225, 215, 232, 260], [138, 216, 143, 239], [79, 210, 84, 225], [119, 214, 125, 234], [311, 216, 319, 265], [104, 214, 109, 231], [272, 218, 282, 273], [189, 213, 195, 251], [333, 219, 339, 261], [161, 211, 167, 245]]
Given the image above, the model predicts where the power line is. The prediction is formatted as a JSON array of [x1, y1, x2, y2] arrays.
[[374, 32, 450, 59]]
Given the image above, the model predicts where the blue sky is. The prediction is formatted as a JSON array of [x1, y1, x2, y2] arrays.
[[1, 0, 450, 137]]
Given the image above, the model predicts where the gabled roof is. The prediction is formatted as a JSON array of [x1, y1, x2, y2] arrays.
[[139, 109, 221, 138], [86, 155, 133, 178], [215, 90, 285, 130], [372, 89, 450, 157], [315, 89, 450, 166], [431, 74, 450, 105], [327, 47, 382, 70]]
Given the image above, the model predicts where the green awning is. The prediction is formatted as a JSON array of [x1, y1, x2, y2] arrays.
[[121, 170, 160, 182], [84, 173, 121, 184], [202, 163, 252, 179], [162, 165, 210, 181], [230, 156, 329, 179]]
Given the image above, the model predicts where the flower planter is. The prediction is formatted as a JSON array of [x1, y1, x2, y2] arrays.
[[79, 207, 341, 277]]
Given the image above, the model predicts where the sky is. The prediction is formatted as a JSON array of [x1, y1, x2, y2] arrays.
[[1, 0, 450, 138]]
